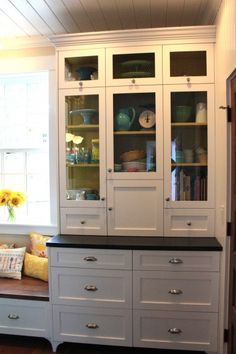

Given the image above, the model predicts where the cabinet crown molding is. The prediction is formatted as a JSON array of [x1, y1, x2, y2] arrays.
[[49, 26, 216, 48]]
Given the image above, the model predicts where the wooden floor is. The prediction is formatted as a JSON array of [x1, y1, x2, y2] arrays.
[[0, 335, 205, 354]]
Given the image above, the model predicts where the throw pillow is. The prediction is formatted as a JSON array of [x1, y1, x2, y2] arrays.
[[23, 252, 48, 282], [0, 247, 26, 280], [29, 232, 50, 258]]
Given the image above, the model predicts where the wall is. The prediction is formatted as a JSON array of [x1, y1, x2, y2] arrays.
[[215, 0, 236, 353]]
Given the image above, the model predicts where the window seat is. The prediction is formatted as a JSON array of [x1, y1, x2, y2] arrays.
[[0, 275, 49, 301]]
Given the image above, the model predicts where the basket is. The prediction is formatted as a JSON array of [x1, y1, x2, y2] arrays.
[[120, 150, 145, 162]]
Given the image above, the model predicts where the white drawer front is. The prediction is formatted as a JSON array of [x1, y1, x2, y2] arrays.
[[53, 305, 132, 346], [133, 250, 220, 271], [133, 310, 217, 352], [60, 207, 107, 235], [50, 247, 132, 269], [51, 268, 132, 308], [133, 271, 219, 312], [164, 209, 214, 236], [0, 299, 51, 337]]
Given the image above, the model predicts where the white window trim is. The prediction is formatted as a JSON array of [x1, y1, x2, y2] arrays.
[[0, 54, 59, 235]]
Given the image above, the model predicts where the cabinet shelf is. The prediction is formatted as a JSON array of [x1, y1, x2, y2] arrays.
[[114, 130, 155, 135], [67, 124, 99, 130], [171, 122, 207, 127], [66, 163, 99, 168], [172, 162, 207, 167]]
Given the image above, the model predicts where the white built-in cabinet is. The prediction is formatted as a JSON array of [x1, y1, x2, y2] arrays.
[[48, 246, 220, 353], [54, 29, 215, 237]]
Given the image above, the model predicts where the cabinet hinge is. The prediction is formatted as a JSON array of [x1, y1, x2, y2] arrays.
[[224, 328, 229, 343], [227, 222, 232, 237], [219, 105, 232, 122]]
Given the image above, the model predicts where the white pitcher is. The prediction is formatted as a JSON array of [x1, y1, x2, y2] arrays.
[[196, 102, 207, 123]]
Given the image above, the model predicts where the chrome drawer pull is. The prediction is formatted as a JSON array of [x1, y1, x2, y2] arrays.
[[169, 258, 183, 264], [83, 256, 97, 262], [8, 314, 19, 320], [168, 289, 183, 295], [86, 323, 99, 329], [84, 285, 98, 291], [168, 327, 182, 334]]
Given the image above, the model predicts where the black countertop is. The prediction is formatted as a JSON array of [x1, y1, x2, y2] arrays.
[[47, 235, 222, 251]]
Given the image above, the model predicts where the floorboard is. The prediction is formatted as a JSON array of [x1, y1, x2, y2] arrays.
[[0, 335, 205, 354]]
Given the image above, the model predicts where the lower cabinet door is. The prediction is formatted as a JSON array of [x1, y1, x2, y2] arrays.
[[133, 310, 218, 352], [60, 207, 107, 235], [0, 299, 51, 338], [53, 305, 132, 346], [107, 180, 163, 236]]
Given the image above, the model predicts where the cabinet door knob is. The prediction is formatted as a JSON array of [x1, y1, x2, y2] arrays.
[[168, 289, 183, 295], [83, 256, 97, 262], [84, 285, 98, 291], [186, 77, 190, 83], [8, 314, 19, 320], [108, 168, 112, 173], [169, 258, 183, 264], [168, 327, 182, 334], [79, 81, 83, 87], [86, 323, 99, 329], [186, 221, 192, 226], [131, 79, 136, 84], [108, 207, 112, 211], [80, 220, 86, 225], [101, 197, 105, 201], [165, 197, 170, 202]]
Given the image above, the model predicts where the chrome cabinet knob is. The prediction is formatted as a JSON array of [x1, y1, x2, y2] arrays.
[[8, 314, 19, 320], [86, 323, 99, 329], [169, 258, 183, 264], [83, 256, 97, 262], [84, 285, 98, 291], [168, 289, 183, 295], [186, 221, 192, 226], [168, 327, 182, 334]]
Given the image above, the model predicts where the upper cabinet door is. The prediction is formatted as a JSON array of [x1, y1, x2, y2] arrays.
[[58, 48, 105, 88], [164, 84, 215, 209], [163, 44, 214, 84], [59, 87, 106, 207], [106, 46, 162, 86], [106, 85, 163, 180]]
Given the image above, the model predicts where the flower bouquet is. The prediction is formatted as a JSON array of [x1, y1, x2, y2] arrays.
[[0, 189, 26, 221]]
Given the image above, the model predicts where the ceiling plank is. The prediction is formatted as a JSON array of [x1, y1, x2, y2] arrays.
[[8, 0, 55, 36], [78, 0, 109, 31], [97, 0, 122, 31], [0, 10, 26, 37], [132, 0, 152, 29], [44, 0, 79, 33], [181, 0, 203, 26], [115, 0, 136, 30], [60, 0, 93, 32], [150, 0, 167, 28], [166, 0, 185, 27]]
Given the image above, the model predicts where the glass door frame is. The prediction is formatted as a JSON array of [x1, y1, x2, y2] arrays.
[[59, 87, 106, 207], [106, 85, 163, 180], [164, 83, 215, 209]]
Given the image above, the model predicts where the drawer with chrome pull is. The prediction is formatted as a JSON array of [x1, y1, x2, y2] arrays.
[[0, 298, 51, 337], [51, 268, 132, 308], [133, 309, 217, 352], [133, 270, 219, 311], [53, 304, 132, 346], [133, 250, 220, 272], [49, 247, 132, 269]]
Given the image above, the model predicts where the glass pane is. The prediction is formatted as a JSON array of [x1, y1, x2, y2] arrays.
[[113, 92, 156, 172], [113, 53, 155, 79], [171, 91, 208, 201], [64, 56, 98, 82], [65, 94, 100, 201], [170, 51, 207, 77]]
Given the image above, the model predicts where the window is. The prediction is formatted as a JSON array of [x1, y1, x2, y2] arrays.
[[0, 71, 53, 225]]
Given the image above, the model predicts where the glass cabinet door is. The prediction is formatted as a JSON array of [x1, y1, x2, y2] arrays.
[[106, 46, 162, 86], [164, 84, 214, 208], [163, 44, 214, 84], [59, 88, 106, 206], [107, 86, 163, 179], [58, 49, 105, 88]]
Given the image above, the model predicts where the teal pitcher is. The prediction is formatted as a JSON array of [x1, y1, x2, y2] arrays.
[[115, 107, 136, 131]]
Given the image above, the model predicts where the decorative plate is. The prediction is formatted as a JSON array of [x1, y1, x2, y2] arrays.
[[139, 110, 156, 129]]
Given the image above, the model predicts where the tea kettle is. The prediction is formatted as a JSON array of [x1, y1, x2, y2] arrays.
[[115, 107, 136, 131]]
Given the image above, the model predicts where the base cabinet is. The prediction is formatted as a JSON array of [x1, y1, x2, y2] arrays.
[[49, 247, 220, 353]]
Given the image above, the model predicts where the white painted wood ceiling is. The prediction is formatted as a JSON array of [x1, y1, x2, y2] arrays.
[[0, 0, 222, 39]]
